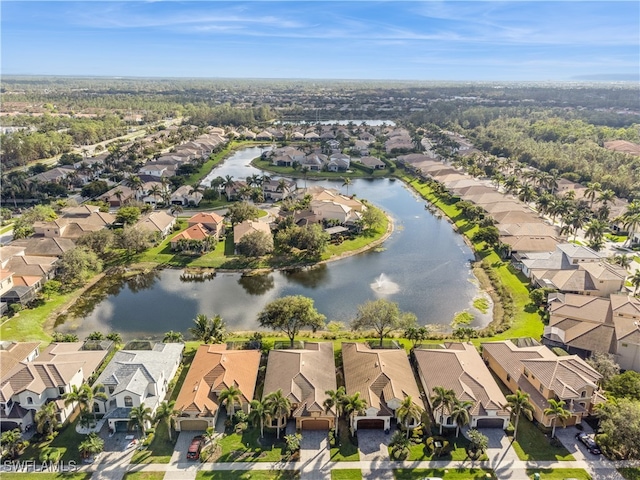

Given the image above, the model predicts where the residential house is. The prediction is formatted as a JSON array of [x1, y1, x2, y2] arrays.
[[327, 153, 350, 172], [135, 211, 176, 238], [10, 237, 75, 258], [187, 212, 225, 238], [301, 153, 327, 171], [342, 342, 423, 431], [170, 224, 211, 250], [517, 244, 604, 278], [29, 167, 76, 185], [358, 156, 385, 170], [139, 164, 172, 179], [99, 185, 136, 208], [174, 345, 260, 431], [94, 343, 184, 432], [170, 185, 203, 206], [233, 221, 271, 250], [263, 178, 296, 201], [0, 342, 109, 431], [544, 293, 640, 371], [414, 343, 509, 429], [482, 340, 603, 428], [263, 342, 337, 431]]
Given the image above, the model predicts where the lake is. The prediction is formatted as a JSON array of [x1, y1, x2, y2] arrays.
[[59, 147, 491, 339]]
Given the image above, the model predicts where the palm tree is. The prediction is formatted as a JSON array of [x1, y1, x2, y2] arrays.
[[203, 426, 216, 445], [585, 182, 602, 209], [154, 400, 178, 441], [0, 429, 27, 459], [248, 399, 270, 438], [450, 399, 473, 437], [620, 200, 640, 246], [396, 396, 423, 438], [505, 390, 534, 441], [188, 313, 227, 344], [148, 185, 162, 206], [342, 392, 367, 434], [300, 166, 310, 189], [113, 189, 124, 205], [630, 270, 640, 295], [218, 385, 243, 418], [264, 389, 291, 439], [125, 175, 143, 199], [610, 254, 631, 269], [431, 386, 456, 434], [83, 384, 108, 424], [129, 403, 153, 438], [62, 384, 89, 415], [78, 432, 104, 459], [163, 330, 184, 343], [543, 399, 571, 438], [584, 219, 608, 251], [34, 401, 60, 437], [323, 386, 346, 436], [341, 177, 352, 196]]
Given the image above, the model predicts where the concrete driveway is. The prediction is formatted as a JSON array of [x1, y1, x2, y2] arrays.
[[171, 430, 206, 465], [357, 427, 392, 462]]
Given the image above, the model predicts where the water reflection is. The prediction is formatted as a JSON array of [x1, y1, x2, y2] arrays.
[[238, 273, 275, 296], [281, 264, 329, 289]]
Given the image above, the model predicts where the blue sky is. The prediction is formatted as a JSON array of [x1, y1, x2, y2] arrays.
[[2, 1, 638, 81]]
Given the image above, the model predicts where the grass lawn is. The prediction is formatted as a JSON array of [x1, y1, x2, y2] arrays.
[[394, 468, 495, 479], [130, 420, 176, 464], [253, 158, 389, 180], [329, 421, 359, 461], [0, 222, 14, 234], [20, 415, 86, 464], [526, 468, 591, 479], [196, 471, 300, 479], [122, 473, 166, 480], [0, 475, 91, 480], [510, 421, 574, 461], [619, 468, 640, 480], [331, 470, 362, 480], [215, 427, 286, 462], [0, 291, 75, 341], [394, 432, 486, 462]]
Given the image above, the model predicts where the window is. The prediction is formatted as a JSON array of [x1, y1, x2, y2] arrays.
[[523, 370, 529, 378], [108, 386, 115, 394], [539, 385, 544, 394], [26, 397, 33, 405], [124, 396, 133, 407], [93, 402, 100, 413], [581, 390, 587, 398], [622, 343, 628, 347], [59, 387, 65, 395], [506, 374, 511, 382]]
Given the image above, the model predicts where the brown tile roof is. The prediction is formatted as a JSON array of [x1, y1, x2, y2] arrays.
[[533, 269, 596, 293], [1, 342, 108, 396], [233, 220, 271, 244], [500, 235, 560, 253], [171, 224, 210, 243], [414, 343, 508, 418], [342, 343, 422, 415], [10, 237, 75, 257], [549, 294, 612, 324], [482, 340, 601, 401], [263, 342, 337, 418], [188, 212, 224, 226], [175, 345, 260, 417], [0, 342, 40, 379]]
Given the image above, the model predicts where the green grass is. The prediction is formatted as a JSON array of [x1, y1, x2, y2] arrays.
[[331, 470, 362, 480], [0, 291, 75, 341], [253, 158, 389, 180], [473, 297, 490, 314], [525, 468, 591, 479], [619, 468, 640, 480], [215, 427, 286, 462], [510, 421, 574, 461], [0, 222, 14, 235], [0, 475, 91, 480], [20, 416, 85, 464], [122, 473, 166, 480], [130, 420, 176, 464], [395, 433, 487, 462], [605, 233, 627, 243], [394, 468, 495, 479], [329, 421, 360, 461], [196, 471, 300, 479]]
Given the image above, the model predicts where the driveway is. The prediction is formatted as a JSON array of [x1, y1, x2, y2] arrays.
[[300, 430, 332, 480], [171, 430, 206, 465], [357, 427, 392, 462]]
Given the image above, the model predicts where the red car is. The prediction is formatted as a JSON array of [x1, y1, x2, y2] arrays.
[[186, 436, 203, 460]]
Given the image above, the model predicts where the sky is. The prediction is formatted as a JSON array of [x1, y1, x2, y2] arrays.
[[2, 1, 639, 81]]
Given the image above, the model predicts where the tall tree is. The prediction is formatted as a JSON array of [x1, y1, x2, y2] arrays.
[[218, 385, 243, 418], [450, 399, 473, 437], [543, 399, 571, 438], [34, 401, 60, 437], [396, 396, 423, 438], [323, 386, 346, 436], [505, 390, 534, 441], [264, 389, 291, 439], [188, 314, 227, 344], [248, 399, 270, 439], [342, 392, 367, 434], [351, 299, 417, 347], [258, 295, 325, 348], [83, 383, 108, 424], [128, 403, 153, 438], [154, 400, 178, 441], [430, 386, 456, 434]]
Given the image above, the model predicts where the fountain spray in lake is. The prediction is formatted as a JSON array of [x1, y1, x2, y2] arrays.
[[370, 273, 400, 295]]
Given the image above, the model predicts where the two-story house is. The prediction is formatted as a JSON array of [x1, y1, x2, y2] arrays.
[[0, 342, 109, 431], [482, 340, 603, 428], [94, 343, 183, 433]]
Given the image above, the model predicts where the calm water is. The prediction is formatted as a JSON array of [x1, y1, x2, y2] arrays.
[[61, 148, 491, 339]]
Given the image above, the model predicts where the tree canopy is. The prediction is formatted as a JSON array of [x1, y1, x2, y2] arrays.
[[258, 295, 326, 347], [351, 298, 417, 346]]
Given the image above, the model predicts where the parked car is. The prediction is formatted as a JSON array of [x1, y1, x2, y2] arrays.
[[186, 436, 203, 460], [575, 432, 601, 455]]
